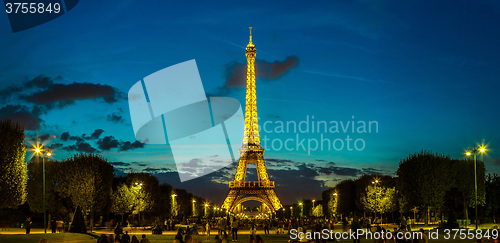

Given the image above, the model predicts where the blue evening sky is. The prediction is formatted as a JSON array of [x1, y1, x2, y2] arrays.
[[1, 1, 499, 204]]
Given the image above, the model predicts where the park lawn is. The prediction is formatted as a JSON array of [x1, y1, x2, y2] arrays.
[[0, 233, 97, 243]]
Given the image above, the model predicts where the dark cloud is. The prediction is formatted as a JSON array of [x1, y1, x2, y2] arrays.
[[211, 56, 299, 95], [224, 56, 298, 88], [91, 129, 105, 139], [110, 162, 131, 167], [107, 112, 124, 123], [25, 133, 53, 143], [83, 129, 105, 140], [111, 157, 389, 205], [143, 167, 172, 173], [0, 75, 60, 102], [119, 140, 145, 151], [97, 136, 120, 150], [362, 168, 385, 174], [23, 82, 122, 109], [96, 136, 145, 151], [46, 143, 64, 150], [0, 105, 44, 130], [63, 140, 97, 153], [60, 132, 70, 141], [491, 159, 500, 166], [131, 162, 148, 167]]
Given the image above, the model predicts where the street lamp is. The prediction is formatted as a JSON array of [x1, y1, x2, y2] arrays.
[[465, 144, 487, 229], [372, 180, 380, 221], [192, 199, 196, 217], [299, 202, 303, 218], [34, 145, 52, 234], [312, 200, 316, 217]]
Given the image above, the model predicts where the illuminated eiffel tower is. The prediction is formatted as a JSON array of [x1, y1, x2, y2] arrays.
[[222, 27, 283, 213]]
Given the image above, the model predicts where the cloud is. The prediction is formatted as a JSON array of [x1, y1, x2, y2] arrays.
[[63, 140, 98, 153], [0, 105, 44, 130], [143, 167, 172, 173], [90, 129, 105, 139], [46, 143, 64, 150], [111, 157, 390, 205], [0, 75, 61, 102], [97, 136, 120, 150], [110, 162, 131, 167], [23, 82, 122, 109], [0, 75, 123, 110], [97, 136, 145, 151], [212, 56, 298, 95], [82, 129, 105, 140], [25, 133, 56, 143], [60, 132, 70, 141], [119, 140, 145, 151], [107, 112, 124, 123]]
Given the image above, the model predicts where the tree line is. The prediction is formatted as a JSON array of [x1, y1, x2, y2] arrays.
[[321, 151, 500, 225], [0, 119, 208, 228]]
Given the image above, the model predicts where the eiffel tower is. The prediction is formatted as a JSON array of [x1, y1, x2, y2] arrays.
[[222, 27, 283, 213]]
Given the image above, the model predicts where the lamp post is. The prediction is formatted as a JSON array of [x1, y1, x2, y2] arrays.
[[171, 194, 177, 218], [34, 145, 51, 234], [299, 202, 303, 218], [134, 182, 143, 224], [465, 144, 487, 230], [332, 193, 338, 219], [204, 203, 209, 218], [290, 206, 293, 218], [192, 199, 196, 217], [312, 199, 315, 217], [372, 180, 380, 221]]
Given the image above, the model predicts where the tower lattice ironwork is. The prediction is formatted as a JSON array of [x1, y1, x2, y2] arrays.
[[222, 27, 283, 213]]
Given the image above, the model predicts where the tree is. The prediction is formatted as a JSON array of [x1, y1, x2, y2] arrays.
[[0, 119, 27, 208], [313, 204, 324, 217], [27, 158, 70, 218], [484, 174, 500, 222], [58, 154, 114, 231], [453, 158, 486, 225], [322, 188, 338, 218], [397, 151, 453, 225], [125, 173, 161, 215], [334, 179, 357, 216], [111, 183, 135, 221], [362, 185, 396, 217]]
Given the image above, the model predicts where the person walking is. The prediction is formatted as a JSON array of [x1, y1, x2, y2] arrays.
[[399, 216, 405, 231], [231, 218, 239, 241], [351, 217, 361, 243], [25, 217, 32, 234], [50, 218, 57, 233], [264, 220, 270, 235], [206, 221, 211, 240]]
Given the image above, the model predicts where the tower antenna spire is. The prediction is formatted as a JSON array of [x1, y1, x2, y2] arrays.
[[249, 27, 252, 44]]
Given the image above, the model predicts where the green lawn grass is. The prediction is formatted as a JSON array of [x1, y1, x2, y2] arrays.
[[0, 232, 291, 243], [0, 233, 97, 243]]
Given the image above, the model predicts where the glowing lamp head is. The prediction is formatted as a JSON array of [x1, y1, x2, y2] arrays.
[[35, 147, 41, 153], [192, 200, 196, 203], [466, 151, 472, 156], [479, 146, 486, 153], [46, 151, 52, 157]]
